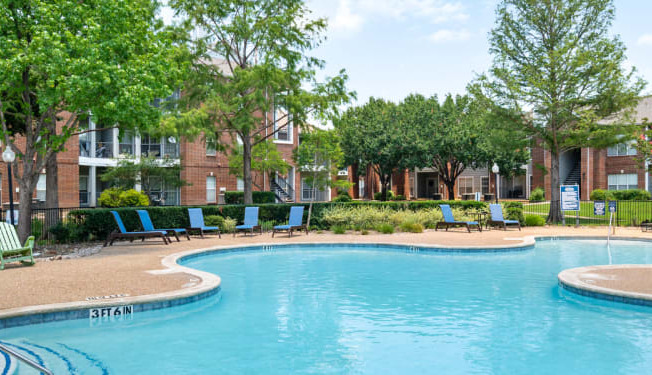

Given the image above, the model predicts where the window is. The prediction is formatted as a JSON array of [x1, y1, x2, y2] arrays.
[[236, 178, 244, 192], [358, 178, 365, 198], [206, 176, 216, 203], [79, 117, 91, 157], [458, 177, 474, 195], [95, 128, 114, 158], [118, 131, 134, 155], [36, 174, 46, 201], [273, 106, 292, 142], [206, 137, 217, 156], [141, 134, 161, 157], [481, 176, 489, 194], [145, 176, 180, 206], [163, 137, 179, 158], [608, 174, 638, 190], [607, 142, 637, 156], [301, 176, 327, 201]]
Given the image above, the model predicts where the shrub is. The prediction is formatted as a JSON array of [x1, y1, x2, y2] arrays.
[[589, 189, 609, 201], [524, 214, 545, 226], [503, 202, 525, 225], [333, 194, 352, 203], [610, 189, 650, 201], [204, 215, 225, 227], [529, 187, 545, 202], [331, 225, 347, 234], [374, 190, 394, 201], [376, 223, 395, 234], [391, 194, 406, 201], [97, 188, 148, 207], [399, 221, 424, 233], [49, 221, 88, 243], [361, 229, 370, 235], [224, 191, 276, 204]]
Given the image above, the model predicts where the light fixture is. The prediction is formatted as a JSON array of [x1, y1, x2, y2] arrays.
[[2, 147, 15, 163], [491, 163, 499, 174]]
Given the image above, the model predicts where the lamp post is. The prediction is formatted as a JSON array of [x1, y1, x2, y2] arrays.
[[492, 163, 500, 204], [2, 147, 15, 225]]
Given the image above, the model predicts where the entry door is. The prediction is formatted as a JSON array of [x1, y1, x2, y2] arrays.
[[426, 177, 438, 197]]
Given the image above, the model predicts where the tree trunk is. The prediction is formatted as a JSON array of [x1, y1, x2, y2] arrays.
[[242, 135, 253, 205], [307, 180, 316, 231], [17, 179, 35, 243], [45, 153, 60, 235], [547, 150, 563, 223], [446, 182, 455, 200]]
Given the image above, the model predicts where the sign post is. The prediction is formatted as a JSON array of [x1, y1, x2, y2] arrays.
[[560, 185, 580, 227], [608, 201, 617, 236]]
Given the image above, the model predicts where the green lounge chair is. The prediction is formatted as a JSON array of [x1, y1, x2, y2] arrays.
[[435, 204, 482, 233], [235, 207, 262, 237], [0, 222, 35, 270]]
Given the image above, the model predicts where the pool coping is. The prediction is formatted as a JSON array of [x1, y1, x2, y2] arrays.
[[1, 235, 648, 328]]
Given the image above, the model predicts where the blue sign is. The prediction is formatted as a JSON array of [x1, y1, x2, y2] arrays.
[[608, 201, 617, 213], [560, 185, 580, 211], [593, 201, 605, 216]]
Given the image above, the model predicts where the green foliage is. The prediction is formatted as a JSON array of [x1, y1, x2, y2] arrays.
[[399, 221, 424, 233], [336, 98, 424, 201], [610, 189, 651, 201], [204, 215, 225, 227], [228, 140, 290, 179], [477, 0, 645, 222], [224, 192, 276, 204], [331, 225, 347, 234], [503, 202, 525, 225], [374, 190, 394, 201], [333, 194, 352, 203], [361, 229, 370, 235], [100, 156, 189, 198], [529, 188, 545, 202], [221, 218, 237, 234], [392, 195, 406, 201], [167, 0, 352, 204], [98, 188, 149, 208], [525, 214, 546, 227], [376, 223, 395, 234], [49, 222, 87, 244], [589, 189, 608, 201]]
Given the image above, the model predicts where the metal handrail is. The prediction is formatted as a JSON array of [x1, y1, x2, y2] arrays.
[[0, 343, 54, 375]]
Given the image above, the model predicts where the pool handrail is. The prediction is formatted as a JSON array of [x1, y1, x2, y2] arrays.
[[0, 342, 54, 375]]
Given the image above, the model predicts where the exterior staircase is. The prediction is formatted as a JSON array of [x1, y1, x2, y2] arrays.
[[563, 162, 581, 186], [271, 177, 295, 203]]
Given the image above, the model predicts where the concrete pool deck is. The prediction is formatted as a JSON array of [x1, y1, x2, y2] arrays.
[[1, 226, 652, 317]]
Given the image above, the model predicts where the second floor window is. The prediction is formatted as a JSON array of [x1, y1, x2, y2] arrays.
[[141, 135, 161, 157], [273, 106, 292, 142], [206, 137, 217, 156], [607, 142, 637, 157], [37, 174, 46, 201], [119, 131, 134, 155]]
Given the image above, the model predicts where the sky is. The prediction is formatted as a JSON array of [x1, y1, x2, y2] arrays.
[[161, 1, 652, 106], [304, 0, 652, 105]]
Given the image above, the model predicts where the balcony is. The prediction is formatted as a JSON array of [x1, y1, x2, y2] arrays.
[[95, 142, 114, 158]]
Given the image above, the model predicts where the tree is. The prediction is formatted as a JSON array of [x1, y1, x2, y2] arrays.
[[407, 93, 529, 200], [0, 0, 182, 240], [335, 98, 423, 201], [478, 0, 645, 222], [168, 0, 352, 205], [228, 140, 291, 188], [99, 156, 189, 204], [293, 129, 350, 228]]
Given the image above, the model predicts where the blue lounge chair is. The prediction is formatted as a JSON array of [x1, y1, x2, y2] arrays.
[[104, 211, 170, 247], [435, 204, 482, 233], [235, 207, 261, 237], [488, 204, 521, 231], [188, 208, 221, 238], [272, 206, 306, 237], [137, 210, 191, 242]]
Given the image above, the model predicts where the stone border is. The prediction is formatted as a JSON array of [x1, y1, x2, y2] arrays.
[[558, 264, 652, 307], [5, 234, 646, 328]]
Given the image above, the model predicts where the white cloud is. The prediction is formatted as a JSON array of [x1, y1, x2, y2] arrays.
[[357, 0, 468, 24], [428, 29, 472, 43], [331, 0, 364, 32], [637, 34, 652, 46]]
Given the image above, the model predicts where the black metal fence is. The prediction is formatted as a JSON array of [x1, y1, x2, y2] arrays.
[[1, 207, 84, 245], [524, 200, 652, 226]]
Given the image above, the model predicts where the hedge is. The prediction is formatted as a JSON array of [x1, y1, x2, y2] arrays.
[[224, 191, 276, 204], [66, 200, 489, 242]]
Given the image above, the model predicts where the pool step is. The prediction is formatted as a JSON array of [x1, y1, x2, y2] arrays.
[[0, 340, 109, 374]]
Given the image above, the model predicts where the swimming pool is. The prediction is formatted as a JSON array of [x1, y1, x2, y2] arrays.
[[2, 240, 652, 374]]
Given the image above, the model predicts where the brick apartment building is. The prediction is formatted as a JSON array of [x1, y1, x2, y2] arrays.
[[0, 106, 336, 208]]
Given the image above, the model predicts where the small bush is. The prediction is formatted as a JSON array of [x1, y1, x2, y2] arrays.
[[399, 221, 424, 233], [49, 221, 88, 243], [333, 194, 352, 203], [503, 202, 525, 224], [590, 189, 609, 201], [221, 217, 237, 233], [261, 220, 275, 232], [391, 194, 406, 201], [331, 225, 347, 234], [611, 189, 650, 201], [376, 223, 395, 234], [204, 215, 225, 227], [374, 190, 394, 201], [525, 214, 545, 226], [98, 188, 149, 207], [529, 187, 545, 202], [361, 229, 370, 235]]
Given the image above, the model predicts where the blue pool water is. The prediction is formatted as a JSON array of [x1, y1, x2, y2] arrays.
[[3, 240, 652, 374]]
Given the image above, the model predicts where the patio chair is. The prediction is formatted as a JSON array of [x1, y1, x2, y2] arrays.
[[435, 204, 482, 233], [272, 206, 307, 237], [137, 210, 191, 242], [487, 204, 521, 231], [235, 207, 262, 237], [0, 222, 35, 270], [187, 208, 221, 238], [104, 211, 170, 247]]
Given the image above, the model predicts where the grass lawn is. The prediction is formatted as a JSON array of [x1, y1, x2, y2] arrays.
[[523, 201, 652, 226]]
